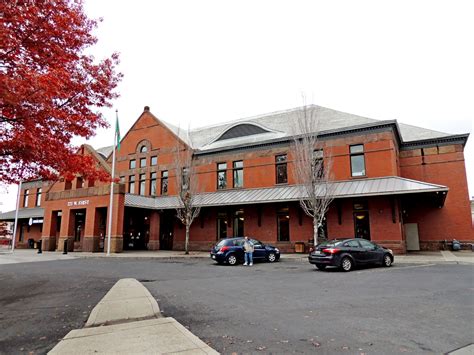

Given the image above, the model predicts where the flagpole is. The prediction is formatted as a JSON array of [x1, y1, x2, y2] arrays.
[[106, 110, 118, 256], [11, 181, 22, 253]]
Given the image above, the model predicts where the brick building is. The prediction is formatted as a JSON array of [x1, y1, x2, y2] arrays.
[[1, 105, 472, 253]]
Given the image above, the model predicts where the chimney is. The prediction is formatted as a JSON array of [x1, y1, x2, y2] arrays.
[[144, 106, 150, 112]]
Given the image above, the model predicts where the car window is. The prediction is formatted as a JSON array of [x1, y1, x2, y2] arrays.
[[234, 239, 245, 246], [250, 239, 263, 247], [216, 239, 228, 248], [359, 239, 376, 249], [343, 240, 360, 247]]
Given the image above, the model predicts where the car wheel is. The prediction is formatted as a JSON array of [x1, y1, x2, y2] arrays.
[[340, 256, 353, 272], [267, 252, 277, 262], [383, 254, 393, 267], [226, 254, 238, 266], [315, 264, 326, 270]]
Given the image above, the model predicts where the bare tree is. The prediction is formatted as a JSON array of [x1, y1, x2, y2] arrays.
[[174, 129, 201, 254], [292, 104, 334, 246]]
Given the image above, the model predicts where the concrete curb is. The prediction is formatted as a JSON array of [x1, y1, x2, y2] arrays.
[[49, 278, 219, 354], [85, 278, 161, 327], [49, 318, 219, 355]]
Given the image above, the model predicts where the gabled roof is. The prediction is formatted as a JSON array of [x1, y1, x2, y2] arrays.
[[93, 105, 469, 155]]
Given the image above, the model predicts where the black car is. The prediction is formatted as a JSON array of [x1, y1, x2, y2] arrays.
[[308, 238, 394, 271], [210, 237, 280, 265]]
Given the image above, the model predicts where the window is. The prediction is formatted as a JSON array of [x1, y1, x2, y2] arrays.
[[23, 190, 29, 207], [140, 158, 146, 168], [151, 156, 158, 166], [350, 144, 366, 177], [216, 212, 227, 240], [150, 172, 157, 196], [140, 146, 148, 153], [233, 160, 243, 188], [161, 171, 168, 195], [65, 181, 72, 190], [128, 175, 136, 194], [277, 207, 290, 241], [129, 159, 136, 169], [36, 188, 42, 207], [313, 149, 324, 179], [120, 176, 125, 184], [139, 174, 146, 195], [233, 209, 244, 237], [217, 163, 227, 189], [275, 154, 288, 184], [76, 177, 83, 189], [359, 239, 376, 249], [182, 167, 189, 191], [343, 240, 361, 248]]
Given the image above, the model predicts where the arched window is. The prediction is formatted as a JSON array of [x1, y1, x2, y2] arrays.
[[216, 124, 269, 141], [136, 140, 151, 153]]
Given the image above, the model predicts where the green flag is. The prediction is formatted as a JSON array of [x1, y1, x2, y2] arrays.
[[115, 112, 121, 151]]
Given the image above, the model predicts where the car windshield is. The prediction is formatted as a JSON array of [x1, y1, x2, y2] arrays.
[[317, 240, 343, 247]]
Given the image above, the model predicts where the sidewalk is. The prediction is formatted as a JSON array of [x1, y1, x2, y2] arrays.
[[73, 249, 474, 264], [49, 278, 219, 354], [2, 248, 473, 264]]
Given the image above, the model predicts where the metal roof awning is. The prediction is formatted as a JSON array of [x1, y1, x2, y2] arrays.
[[0, 207, 44, 221], [125, 176, 448, 210]]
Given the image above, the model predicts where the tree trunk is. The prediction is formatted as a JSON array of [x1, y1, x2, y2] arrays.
[[313, 214, 318, 246], [185, 223, 190, 255]]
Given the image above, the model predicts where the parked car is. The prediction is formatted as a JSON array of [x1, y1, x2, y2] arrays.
[[308, 238, 394, 272], [210, 237, 280, 265]]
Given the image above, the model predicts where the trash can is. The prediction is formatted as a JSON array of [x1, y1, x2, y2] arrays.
[[28, 238, 35, 249], [452, 239, 461, 251], [294, 242, 305, 253]]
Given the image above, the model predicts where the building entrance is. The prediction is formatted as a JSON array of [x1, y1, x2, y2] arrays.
[[123, 208, 150, 250], [354, 211, 370, 240], [159, 210, 174, 250]]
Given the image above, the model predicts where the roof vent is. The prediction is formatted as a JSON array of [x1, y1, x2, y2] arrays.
[[144, 106, 150, 112]]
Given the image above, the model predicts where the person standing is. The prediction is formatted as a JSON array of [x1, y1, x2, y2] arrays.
[[243, 236, 254, 266]]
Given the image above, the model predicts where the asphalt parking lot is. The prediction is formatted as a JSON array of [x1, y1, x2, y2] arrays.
[[0, 257, 473, 354]]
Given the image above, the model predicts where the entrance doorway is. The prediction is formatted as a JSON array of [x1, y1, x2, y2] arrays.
[[123, 208, 150, 250], [160, 210, 174, 250], [73, 209, 86, 250], [354, 211, 371, 240], [95, 207, 107, 252]]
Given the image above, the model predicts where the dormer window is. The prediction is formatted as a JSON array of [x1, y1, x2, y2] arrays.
[[216, 124, 270, 142]]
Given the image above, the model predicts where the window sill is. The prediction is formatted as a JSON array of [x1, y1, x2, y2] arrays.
[[350, 175, 367, 179]]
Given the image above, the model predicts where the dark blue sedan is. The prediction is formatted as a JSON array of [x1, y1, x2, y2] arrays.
[[210, 237, 280, 265]]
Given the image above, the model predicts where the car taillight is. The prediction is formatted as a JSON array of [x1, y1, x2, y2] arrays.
[[220, 246, 230, 252], [322, 248, 340, 254]]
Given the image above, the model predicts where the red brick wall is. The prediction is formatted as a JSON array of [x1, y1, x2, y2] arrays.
[[400, 145, 474, 246]]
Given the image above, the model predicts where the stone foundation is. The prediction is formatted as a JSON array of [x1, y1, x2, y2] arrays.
[[148, 240, 160, 250], [42, 236, 56, 251], [103, 236, 123, 253], [57, 237, 74, 252], [83, 236, 100, 252]]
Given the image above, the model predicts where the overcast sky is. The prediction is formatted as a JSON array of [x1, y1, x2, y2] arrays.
[[1, 0, 473, 212]]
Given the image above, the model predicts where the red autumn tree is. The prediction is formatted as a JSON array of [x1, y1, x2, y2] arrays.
[[0, 0, 122, 184]]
